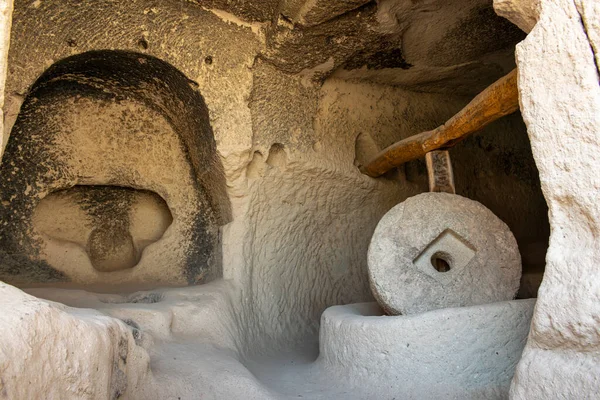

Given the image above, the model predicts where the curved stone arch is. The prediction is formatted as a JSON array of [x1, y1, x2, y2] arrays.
[[0, 50, 231, 286], [28, 50, 231, 225]]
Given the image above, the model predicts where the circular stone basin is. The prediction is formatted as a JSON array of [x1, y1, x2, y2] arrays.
[[315, 299, 535, 398], [33, 185, 173, 272]]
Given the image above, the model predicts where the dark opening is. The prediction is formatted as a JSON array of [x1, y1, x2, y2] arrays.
[[431, 252, 451, 273]]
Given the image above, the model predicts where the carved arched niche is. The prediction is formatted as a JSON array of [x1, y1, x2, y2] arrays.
[[0, 50, 231, 288]]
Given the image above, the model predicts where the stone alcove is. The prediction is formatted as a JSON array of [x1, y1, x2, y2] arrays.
[[1, 0, 598, 398], [0, 50, 231, 288]]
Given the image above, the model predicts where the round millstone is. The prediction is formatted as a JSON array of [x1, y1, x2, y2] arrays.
[[368, 192, 521, 315]]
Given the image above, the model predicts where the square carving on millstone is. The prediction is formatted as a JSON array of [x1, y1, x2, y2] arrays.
[[412, 229, 476, 284]]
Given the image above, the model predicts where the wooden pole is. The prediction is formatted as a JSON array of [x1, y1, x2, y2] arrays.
[[426, 150, 455, 194], [360, 68, 519, 178]]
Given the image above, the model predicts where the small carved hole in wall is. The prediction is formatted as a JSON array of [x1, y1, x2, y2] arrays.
[[266, 143, 287, 169], [246, 151, 266, 179], [354, 132, 379, 169], [431, 251, 452, 272], [137, 38, 149, 50]]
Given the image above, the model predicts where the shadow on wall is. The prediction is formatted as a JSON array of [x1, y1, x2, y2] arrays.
[[0, 50, 231, 287]]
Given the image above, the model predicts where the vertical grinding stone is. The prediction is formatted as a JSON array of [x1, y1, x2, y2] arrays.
[[368, 192, 521, 315]]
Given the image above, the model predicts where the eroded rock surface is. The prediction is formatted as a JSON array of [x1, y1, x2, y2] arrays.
[[0, 0, 570, 398], [507, 0, 600, 398], [0, 51, 229, 286], [318, 300, 535, 399], [0, 282, 153, 399]]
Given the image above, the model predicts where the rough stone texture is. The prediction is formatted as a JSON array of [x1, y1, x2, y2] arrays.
[[263, 3, 396, 76], [0, 0, 546, 303], [17, 283, 534, 399], [326, 0, 525, 96], [377, 0, 525, 68], [3, 0, 260, 159], [369, 192, 521, 315], [263, 0, 525, 95], [280, 0, 372, 27], [0, 0, 10, 138], [0, 51, 230, 286], [0, 282, 153, 399], [317, 300, 536, 399], [240, 79, 468, 348], [0, 0, 556, 397], [494, 0, 540, 33], [504, 0, 600, 398], [33, 186, 173, 273], [23, 282, 279, 400], [187, 0, 280, 22], [0, 0, 260, 288], [450, 113, 549, 298]]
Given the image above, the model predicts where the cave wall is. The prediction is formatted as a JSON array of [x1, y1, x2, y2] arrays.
[[496, 0, 600, 397], [3, 0, 598, 398], [0, 0, 549, 352], [0, 51, 230, 287], [2, 0, 600, 396]]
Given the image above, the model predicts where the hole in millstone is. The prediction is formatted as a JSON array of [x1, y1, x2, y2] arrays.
[[431, 252, 451, 272]]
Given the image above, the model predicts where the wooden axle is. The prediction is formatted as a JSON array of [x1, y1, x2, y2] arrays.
[[360, 69, 519, 178], [426, 150, 455, 194]]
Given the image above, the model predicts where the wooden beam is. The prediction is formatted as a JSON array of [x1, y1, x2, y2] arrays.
[[360, 68, 519, 178], [426, 150, 455, 194]]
